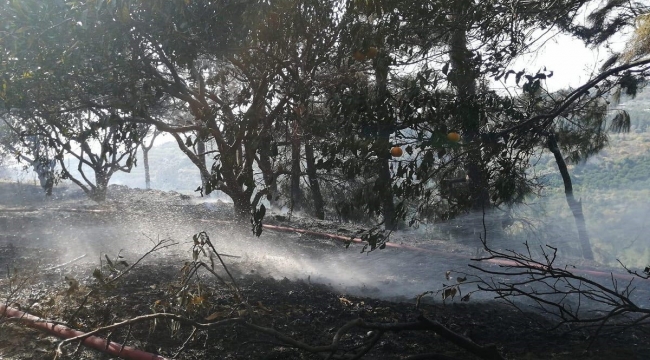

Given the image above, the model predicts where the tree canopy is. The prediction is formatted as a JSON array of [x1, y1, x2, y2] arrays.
[[1, 0, 649, 239]]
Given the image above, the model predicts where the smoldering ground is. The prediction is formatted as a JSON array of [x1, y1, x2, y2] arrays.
[[2, 181, 650, 360], [1, 182, 648, 316], [1, 182, 474, 300]]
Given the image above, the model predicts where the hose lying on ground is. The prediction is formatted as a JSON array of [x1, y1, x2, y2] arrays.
[[0, 304, 168, 360]]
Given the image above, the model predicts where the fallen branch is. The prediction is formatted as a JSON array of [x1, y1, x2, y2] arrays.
[[416, 315, 503, 360], [55, 313, 242, 357]]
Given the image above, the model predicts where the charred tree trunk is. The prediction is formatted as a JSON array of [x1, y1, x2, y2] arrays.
[[258, 134, 278, 207], [378, 146, 396, 229], [34, 158, 55, 196], [231, 191, 253, 222], [547, 134, 594, 260], [171, 130, 256, 221], [290, 119, 302, 212], [91, 170, 109, 202], [305, 140, 324, 220]]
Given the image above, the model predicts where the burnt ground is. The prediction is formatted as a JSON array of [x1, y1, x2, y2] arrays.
[[0, 182, 649, 360]]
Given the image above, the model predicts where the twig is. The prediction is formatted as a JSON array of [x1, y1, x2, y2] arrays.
[[347, 330, 383, 360], [173, 326, 197, 359], [202, 234, 243, 295], [617, 259, 650, 280], [469, 216, 650, 337], [120, 324, 132, 355], [57, 314, 243, 355], [416, 315, 504, 360], [47, 307, 507, 360], [68, 237, 177, 323], [109, 236, 177, 285], [190, 232, 254, 318], [44, 254, 87, 271]]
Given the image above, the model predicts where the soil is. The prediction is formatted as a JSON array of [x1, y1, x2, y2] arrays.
[[0, 182, 648, 360]]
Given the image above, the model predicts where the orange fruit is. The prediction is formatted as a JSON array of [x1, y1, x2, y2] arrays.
[[352, 51, 366, 61], [366, 47, 378, 59], [447, 132, 460, 142], [390, 146, 403, 157]]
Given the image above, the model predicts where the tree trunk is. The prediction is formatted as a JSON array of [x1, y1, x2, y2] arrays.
[[141, 129, 159, 190], [374, 50, 397, 230], [378, 146, 396, 229], [34, 159, 55, 196], [290, 120, 302, 212], [196, 137, 208, 192], [231, 192, 253, 223], [143, 146, 151, 190], [258, 134, 278, 207], [91, 170, 109, 202], [547, 134, 594, 260], [449, 23, 489, 211], [305, 140, 324, 220]]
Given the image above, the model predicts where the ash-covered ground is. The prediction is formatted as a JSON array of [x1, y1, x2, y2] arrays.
[[0, 182, 648, 360], [0, 181, 502, 301]]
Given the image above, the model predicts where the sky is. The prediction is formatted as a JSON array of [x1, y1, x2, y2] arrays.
[[509, 16, 633, 92], [510, 34, 606, 91]]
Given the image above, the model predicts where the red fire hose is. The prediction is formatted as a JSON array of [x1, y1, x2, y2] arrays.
[[261, 224, 648, 282], [0, 304, 168, 360]]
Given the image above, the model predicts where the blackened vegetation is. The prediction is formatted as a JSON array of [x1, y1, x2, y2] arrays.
[[464, 230, 650, 340], [2, 249, 649, 360], [0, 185, 648, 359]]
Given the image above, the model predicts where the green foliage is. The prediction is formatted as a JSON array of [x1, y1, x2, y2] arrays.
[[2, 0, 650, 234]]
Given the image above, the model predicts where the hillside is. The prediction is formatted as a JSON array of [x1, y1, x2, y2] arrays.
[[531, 91, 650, 268]]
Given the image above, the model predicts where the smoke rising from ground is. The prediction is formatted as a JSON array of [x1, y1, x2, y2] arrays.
[[1, 181, 648, 314]]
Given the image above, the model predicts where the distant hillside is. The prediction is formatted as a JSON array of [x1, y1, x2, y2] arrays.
[[538, 88, 650, 191], [540, 133, 650, 191]]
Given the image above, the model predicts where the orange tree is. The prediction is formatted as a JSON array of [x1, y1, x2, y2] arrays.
[[311, 0, 648, 249], [0, 0, 151, 201], [0, 0, 343, 218], [0, 115, 58, 195], [2, 0, 649, 233]]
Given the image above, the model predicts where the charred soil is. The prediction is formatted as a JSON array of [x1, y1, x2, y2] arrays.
[[0, 183, 648, 360]]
